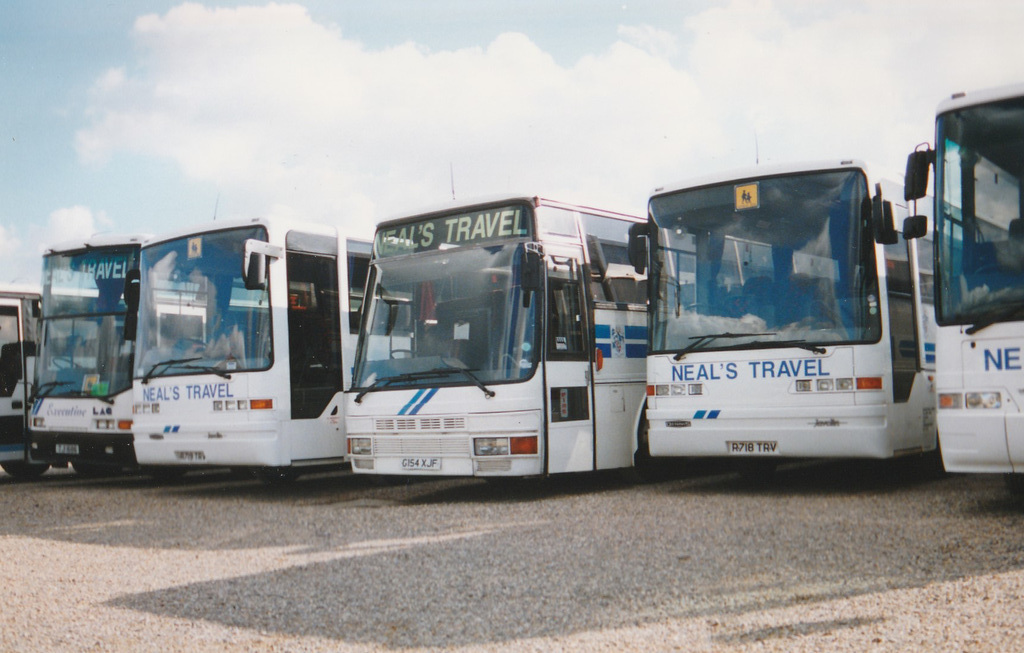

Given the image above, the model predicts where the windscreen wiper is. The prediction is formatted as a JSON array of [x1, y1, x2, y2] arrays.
[[353, 369, 449, 404], [673, 332, 776, 361], [433, 359, 495, 398], [965, 303, 1024, 335], [175, 363, 233, 379], [141, 357, 202, 385], [33, 380, 73, 399], [740, 339, 827, 355]]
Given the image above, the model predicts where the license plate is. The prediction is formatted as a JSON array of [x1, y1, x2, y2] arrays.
[[174, 450, 206, 462], [726, 441, 779, 455], [401, 457, 441, 471], [55, 443, 79, 455]]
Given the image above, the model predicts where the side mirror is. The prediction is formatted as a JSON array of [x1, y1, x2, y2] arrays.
[[521, 245, 543, 308], [244, 251, 267, 290], [122, 269, 140, 342], [902, 215, 928, 240], [627, 222, 648, 275], [904, 147, 934, 201], [242, 239, 282, 291], [872, 184, 899, 245]]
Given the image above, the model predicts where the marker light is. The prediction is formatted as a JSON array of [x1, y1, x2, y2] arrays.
[[510, 436, 538, 455], [118, 420, 133, 431], [817, 379, 834, 392], [250, 399, 274, 410], [836, 378, 854, 391], [32, 417, 44, 428], [795, 380, 812, 392], [856, 377, 883, 390], [938, 393, 963, 409]]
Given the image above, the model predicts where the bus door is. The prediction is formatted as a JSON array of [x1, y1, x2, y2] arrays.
[[543, 254, 595, 473], [285, 245, 344, 461], [0, 299, 30, 459]]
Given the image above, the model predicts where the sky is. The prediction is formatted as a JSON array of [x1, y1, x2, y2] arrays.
[[2, 0, 1023, 284]]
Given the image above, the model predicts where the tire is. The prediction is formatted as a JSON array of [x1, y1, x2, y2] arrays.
[[1004, 473, 1024, 496], [632, 416, 680, 482], [1, 460, 49, 480], [256, 467, 301, 484]]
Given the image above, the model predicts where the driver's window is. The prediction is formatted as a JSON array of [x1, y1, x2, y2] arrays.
[[547, 259, 587, 361]]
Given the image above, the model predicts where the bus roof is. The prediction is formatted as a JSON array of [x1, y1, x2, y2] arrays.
[[377, 194, 642, 231], [0, 282, 40, 298], [44, 233, 151, 256], [140, 216, 339, 249], [936, 82, 1024, 116], [649, 159, 871, 200]]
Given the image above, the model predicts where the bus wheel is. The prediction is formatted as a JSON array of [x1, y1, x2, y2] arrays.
[[72, 462, 120, 477], [147, 467, 188, 482], [1004, 473, 1024, 496], [736, 459, 777, 485], [1, 460, 49, 480], [257, 467, 301, 484], [632, 419, 678, 482]]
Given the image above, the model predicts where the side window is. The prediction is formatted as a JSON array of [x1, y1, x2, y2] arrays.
[[884, 237, 918, 402], [580, 213, 647, 304], [547, 258, 587, 361], [347, 249, 370, 334], [0, 307, 22, 397]]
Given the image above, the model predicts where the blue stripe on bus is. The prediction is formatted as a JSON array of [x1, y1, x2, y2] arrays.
[[693, 410, 720, 419], [625, 343, 646, 358], [625, 325, 647, 340], [594, 324, 611, 339], [0, 444, 23, 454], [398, 389, 427, 415], [596, 343, 612, 357], [408, 388, 438, 415]]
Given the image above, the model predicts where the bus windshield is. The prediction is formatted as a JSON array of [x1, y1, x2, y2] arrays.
[[648, 169, 881, 354], [134, 227, 272, 380], [38, 246, 138, 398], [353, 242, 537, 392], [934, 96, 1024, 327]]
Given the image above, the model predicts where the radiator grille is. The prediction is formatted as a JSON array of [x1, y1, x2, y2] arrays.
[[373, 437, 470, 456], [374, 416, 467, 432]]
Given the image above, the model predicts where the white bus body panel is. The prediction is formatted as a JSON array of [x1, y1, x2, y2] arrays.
[[647, 345, 936, 459], [132, 219, 361, 469], [935, 323, 1024, 473]]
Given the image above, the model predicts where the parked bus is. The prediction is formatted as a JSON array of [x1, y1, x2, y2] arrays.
[[904, 84, 1024, 490], [345, 196, 647, 477], [628, 160, 937, 477], [130, 218, 370, 482], [29, 234, 146, 474], [0, 284, 44, 479]]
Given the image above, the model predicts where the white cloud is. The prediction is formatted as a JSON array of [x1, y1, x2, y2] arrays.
[[74, 0, 1024, 239]]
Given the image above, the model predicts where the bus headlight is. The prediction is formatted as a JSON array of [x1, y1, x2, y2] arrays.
[[474, 437, 509, 456], [349, 437, 372, 456], [965, 392, 1001, 409]]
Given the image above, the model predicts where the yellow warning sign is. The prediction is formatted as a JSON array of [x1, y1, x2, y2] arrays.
[[188, 237, 202, 259], [735, 183, 759, 210]]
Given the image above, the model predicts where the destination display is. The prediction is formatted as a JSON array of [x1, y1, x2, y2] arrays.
[[374, 204, 532, 258]]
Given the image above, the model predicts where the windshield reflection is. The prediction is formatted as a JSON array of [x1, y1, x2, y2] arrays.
[[37, 246, 138, 398], [134, 227, 272, 379], [648, 169, 880, 353], [935, 96, 1024, 326], [353, 243, 537, 391]]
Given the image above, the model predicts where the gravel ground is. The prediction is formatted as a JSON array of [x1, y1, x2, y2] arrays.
[[1, 457, 1023, 652]]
